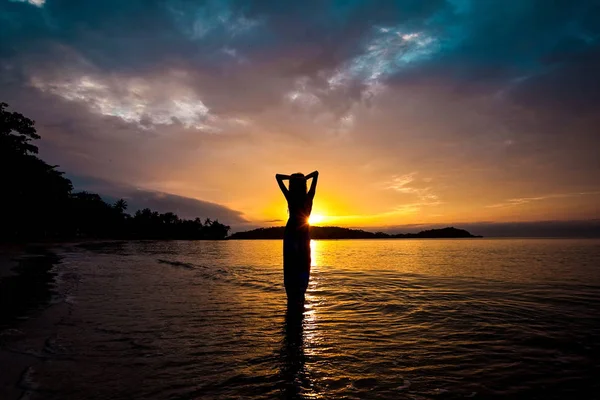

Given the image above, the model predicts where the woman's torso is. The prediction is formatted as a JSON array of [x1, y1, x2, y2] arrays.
[[286, 196, 312, 231]]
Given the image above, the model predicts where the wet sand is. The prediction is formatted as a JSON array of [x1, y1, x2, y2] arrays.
[[0, 246, 67, 400]]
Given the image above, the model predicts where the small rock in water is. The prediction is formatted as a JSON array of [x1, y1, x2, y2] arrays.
[[0, 328, 24, 338]]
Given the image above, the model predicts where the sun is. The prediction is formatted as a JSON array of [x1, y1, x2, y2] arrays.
[[308, 214, 326, 225]]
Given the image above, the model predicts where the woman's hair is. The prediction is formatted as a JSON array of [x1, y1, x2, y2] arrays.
[[288, 173, 307, 204]]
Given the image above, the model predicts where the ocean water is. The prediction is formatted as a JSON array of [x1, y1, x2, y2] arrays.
[[10, 239, 600, 399]]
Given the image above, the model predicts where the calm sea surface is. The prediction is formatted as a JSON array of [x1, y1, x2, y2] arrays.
[[13, 239, 600, 399]]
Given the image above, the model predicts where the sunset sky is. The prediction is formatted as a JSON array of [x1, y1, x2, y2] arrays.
[[2, 0, 599, 233]]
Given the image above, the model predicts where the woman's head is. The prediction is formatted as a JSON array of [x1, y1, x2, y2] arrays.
[[288, 173, 307, 201]]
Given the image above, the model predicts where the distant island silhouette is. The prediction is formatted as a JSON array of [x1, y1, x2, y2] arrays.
[[228, 226, 482, 240]]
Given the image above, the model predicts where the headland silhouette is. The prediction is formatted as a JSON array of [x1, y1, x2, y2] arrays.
[[0, 102, 230, 241], [228, 226, 481, 240]]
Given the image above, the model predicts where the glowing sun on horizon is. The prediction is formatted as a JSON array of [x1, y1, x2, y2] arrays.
[[308, 214, 326, 225]]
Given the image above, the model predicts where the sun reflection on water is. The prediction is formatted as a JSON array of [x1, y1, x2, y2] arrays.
[[304, 239, 324, 358], [310, 239, 321, 268]]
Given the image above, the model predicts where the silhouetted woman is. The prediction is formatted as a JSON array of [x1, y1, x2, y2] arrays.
[[276, 171, 319, 303]]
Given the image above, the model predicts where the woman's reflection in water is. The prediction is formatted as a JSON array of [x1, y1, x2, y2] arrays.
[[279, 302, 310, 399]]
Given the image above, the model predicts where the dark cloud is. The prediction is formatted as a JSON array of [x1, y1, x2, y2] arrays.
[[2, 0, 187, 71], [3, 0, 598, 73], [510, 47, 600, 116]]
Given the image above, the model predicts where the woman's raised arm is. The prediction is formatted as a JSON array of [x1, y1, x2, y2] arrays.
[[306, 170, 319, 198], [276, 174, 291, 198]]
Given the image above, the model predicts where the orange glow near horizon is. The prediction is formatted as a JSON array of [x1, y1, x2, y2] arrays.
[[308, 213, 326, 225], [251, 181, 600, 230]]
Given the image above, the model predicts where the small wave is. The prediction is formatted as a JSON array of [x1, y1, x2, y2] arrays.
[[157, 259, 197, 269], [396, 379, 411, 391], [235, 280, 282, 293], [17, 366, 39, 392], [0, 328, 24, 339], [42, 335, 71, 357]]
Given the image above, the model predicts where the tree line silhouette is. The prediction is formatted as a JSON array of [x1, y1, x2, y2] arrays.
[[0, 102, 230, 241]]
